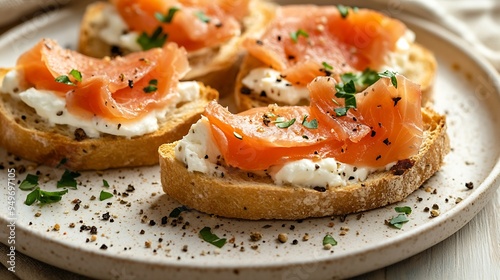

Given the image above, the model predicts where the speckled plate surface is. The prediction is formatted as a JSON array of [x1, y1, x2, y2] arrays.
[[1, 1, 500, 279]]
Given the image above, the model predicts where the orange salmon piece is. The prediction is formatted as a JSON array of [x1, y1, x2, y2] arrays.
[[204, 75, 422, 170], [243, 5, 406, 85]]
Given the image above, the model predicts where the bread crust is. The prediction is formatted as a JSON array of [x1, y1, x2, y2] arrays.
[[0, 69, 218, 170], [159, 108, 449, 220], [234, 43, 437, 112], [78, 1, 276, 96]]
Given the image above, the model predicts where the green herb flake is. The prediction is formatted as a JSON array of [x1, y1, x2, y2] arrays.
[[56, 169, 81, 189], [389, 213, 409, 229], [290, 29, 309, 43], [322, 62, 333, 71], [379, 70, 398, 88], [155, 7, 180, 23], [69, 69, 82, 82], [55, 75, 75, 86], [302, 115, 318, 129], [337, 5, 349, 18], [103, 179, 110, 188], [334, 107, 349, 117], [99, 190, 113, 201], [323, 234, 338, 246], [25, 188, 68, 206], [199, 227, 226, 248], [19, 174, 39, 191], [137, 26, 168, 51], [275, 118, 296, 129], [143, 79, 159, 93], [395, 206, 412, 215], [194, 10, 210, 23], [169, 206, 189, 218]]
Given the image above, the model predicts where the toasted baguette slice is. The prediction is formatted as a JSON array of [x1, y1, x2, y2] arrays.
[[159, 108, 449, 220], [78, 1, 276, 96], [0, 70, 218, 170], [235, 42, 437, 112]]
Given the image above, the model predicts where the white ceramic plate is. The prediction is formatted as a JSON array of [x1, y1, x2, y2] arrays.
[[1, 1, 499, 279]]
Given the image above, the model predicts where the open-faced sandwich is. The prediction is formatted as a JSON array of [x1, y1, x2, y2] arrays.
[[0, 38, 218, 170], [78, 0, 275, 94], [159, 72, 449, 220], [235, 5, 437, 111]]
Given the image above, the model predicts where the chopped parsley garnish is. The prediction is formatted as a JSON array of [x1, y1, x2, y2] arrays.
[[334, 69, 399, 116], [155, 7, 180, 23], [143, 79, 158, 93], [388, 206, 412, 229], [99, 190, 113, 201], [25, 188, 68, 206], [336, 5, 349, 18], [275, 117, 296, 128], [55, 69, 82, 86], [301, 115, 318, 129], [169, 206, 189, 218], [233, 131, 243, 140], [56, 169, 81, 189], [199, 227, 226, 248], [378, 70, 398, 88], [137, 26, 167, 50], [322, 61, 333, 71], [290, 29, 309, 43], [102, 179, 110, 188], [194, 10, 210, 23], [19, 174, 39, 191], [323, 234, 338, 246]]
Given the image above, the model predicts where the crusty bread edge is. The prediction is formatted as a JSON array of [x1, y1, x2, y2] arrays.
[[0, 69, 218, 170], [159, 108, 449, 220], [78, 1, 277, 96], [234, 42, 437, 112]]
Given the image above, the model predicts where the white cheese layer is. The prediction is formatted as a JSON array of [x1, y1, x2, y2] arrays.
[[1, 70, 200, 138], [175, 118, 380, 188], [242, 30, 415, 105], [98, 5, 142, 52]]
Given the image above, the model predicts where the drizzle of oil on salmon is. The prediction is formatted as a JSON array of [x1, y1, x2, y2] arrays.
[[112, 0, 249, 51], [243, 5, 406, 85], [16, 38, 189, 121], [204, 75, 422, 170]]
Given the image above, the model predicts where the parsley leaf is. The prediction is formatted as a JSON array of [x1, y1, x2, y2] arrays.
[[275, 117, 296, 128], [290, 29, 309, 43], [69, 69, 82, 82], [194, 10, 210, 23], [379, 70, 398, 88], [137, 26, 168, 50], [336, 5, 349, 18], [323, 234, 338, 246], [57, 169, 81, 189], [389, 214, 410, 229], [155, 7, 180, 23], [302, 115, 318, 129], [102, 179, 110, 188], [19, 174, 39, 191], [55, 75, 75, 86], [395, 206, 412, 215], [322, 62, 333, 71], [199, 227, 226, 248], [25, 188, 68, 206], [169, 206, 189, 218], [99, 190, 113, 201], [143, 79, 158, 93]]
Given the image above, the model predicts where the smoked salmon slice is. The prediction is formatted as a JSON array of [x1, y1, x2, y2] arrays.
[[204, 74, 423, 170], [16, 38, 189, 121], [243, 5, 407, 86], [112, 0, 250, 51]]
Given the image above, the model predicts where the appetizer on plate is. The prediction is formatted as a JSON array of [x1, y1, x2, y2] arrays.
[[235, 5, 437, 111], [0, 39, 218, 170], [159, 73, 449, 220], [78, 0, 275, 94]]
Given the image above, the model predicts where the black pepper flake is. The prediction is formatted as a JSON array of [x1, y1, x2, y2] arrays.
[[204, 155, 209, 159], [375, 155, 382, 161], [370, 130, 376, 137], [214, 22, 223, 28], [313, 186, 326, 192], [256, 40, 264, 45], [277, 35, 282, 41], [117, 123, 122, 130], [465, 182, 474, 189], [240, 86, 252, 95], [128, 80, 134, 88], [110, 45, 123, 57], [21, 115, 26, 120], [56, 111, 63, 116], [392, 97, 402, 106], [100, 244, 108, 250], [102, 212, 110, 221], [390, 159, 414, 175], [383, 138, 391, 146], [149, 220, 156, 226], [287, 55, 296, 60], [260, 90, 267, 97], [90, 226, 98, 235], [73, 203, 80, 211], [140, 229, 145, 234], [126, 185, 135, 192], [291, 239, 298, 245]]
